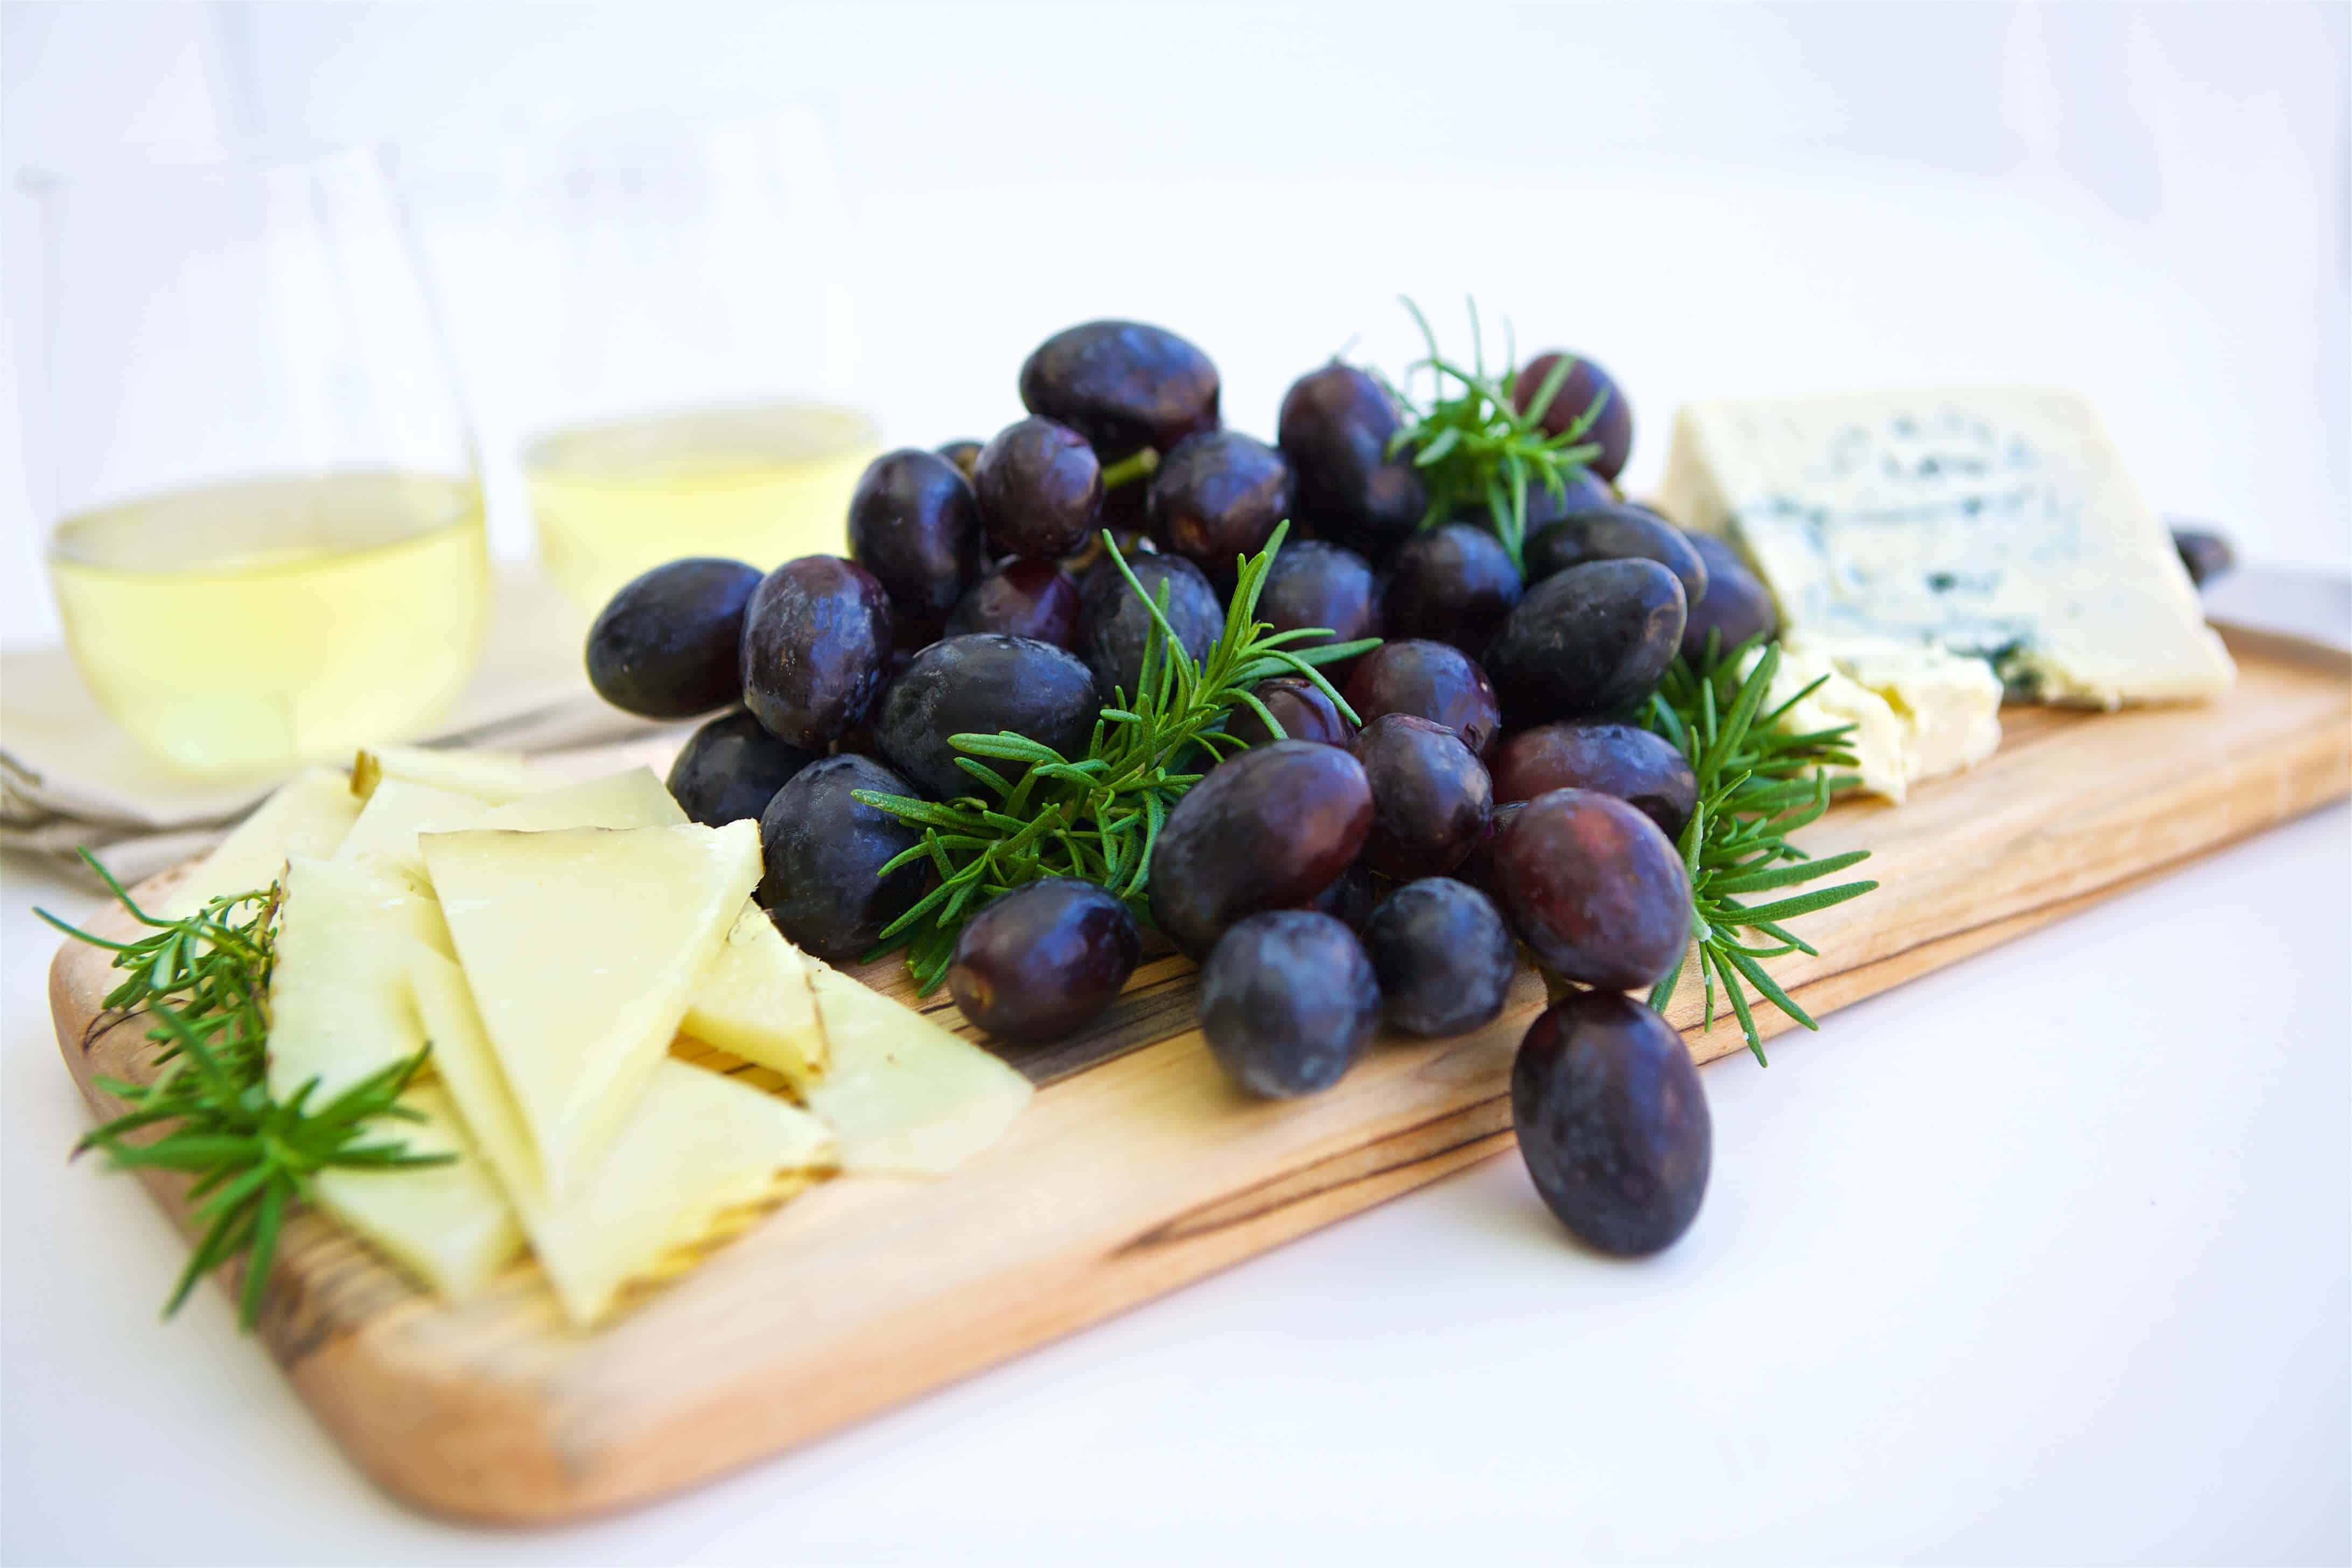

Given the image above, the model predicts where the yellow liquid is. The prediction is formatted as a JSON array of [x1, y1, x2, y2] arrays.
[[48, 473, 489, 777], [526, 403, 881, 610]]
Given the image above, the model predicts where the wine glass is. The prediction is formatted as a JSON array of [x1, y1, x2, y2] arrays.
[[23, 148, 487, 778], [512, 111, 878, 610]]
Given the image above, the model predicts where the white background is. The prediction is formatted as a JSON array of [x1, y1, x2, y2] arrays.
[[3, 4, 2349, 1564]]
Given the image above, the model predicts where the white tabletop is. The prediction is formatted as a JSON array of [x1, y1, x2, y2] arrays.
[[4, 802, 2346, 1564]]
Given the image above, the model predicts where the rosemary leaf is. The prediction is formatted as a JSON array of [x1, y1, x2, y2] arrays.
[[40, 851, 444, 1331], [855, 521, 1378, 988], [1643, 636, 1881, 1064]]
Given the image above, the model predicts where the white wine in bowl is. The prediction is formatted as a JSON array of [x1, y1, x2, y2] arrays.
[[526, 403, 880, 610], [47, 472, 489, 776]]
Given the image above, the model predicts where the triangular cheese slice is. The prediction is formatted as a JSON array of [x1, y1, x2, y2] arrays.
[[266, 855, 453, 1102], [334, 778, 491, 889], [681, 907, 828, 1089], [480, 768, 684, 832], [477, 771, 824, 1083], [407, 946, 833, 1326], [310, 1082, 523, 1301], [406, 944, 547, 1203], [353, 745, 540, 804], [801, 963, 1032, 1175], [164, 767, 362, 918], [418, 821, 760, 1198]]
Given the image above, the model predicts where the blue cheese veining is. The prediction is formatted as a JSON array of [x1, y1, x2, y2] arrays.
[[1657, 386, 2234, 709]]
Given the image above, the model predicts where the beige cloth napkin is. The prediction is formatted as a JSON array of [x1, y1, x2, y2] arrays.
[[2, 570, 683, 884]]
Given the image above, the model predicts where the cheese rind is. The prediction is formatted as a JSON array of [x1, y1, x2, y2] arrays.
[[801, 963, 1032, 1176], [310, 1083, 523, 1301], [163, 768, 364, 918], [265, 855, 452, 1102], [353, 745, 540, 804], [407, 946, 834, 1327], [1657, 387, 2234, 709], [418, 822, 761, 1199]]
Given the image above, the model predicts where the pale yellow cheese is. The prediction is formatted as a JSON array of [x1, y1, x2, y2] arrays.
[[480, 767, 684, 832], [406, 944, 547, 1202], [265, 856, 452, 1102], [801, 962, 1032, 1176], [681, 907, 828, 1089], [478, 771, 824, 1083], [521, 1060, 828, 1325], [1742, 634, 2003, 803], [333, 778, 491, 890], [310, 1082, 523, 1301], [163, 768, 362, 918], [407, 946, 834, 1326], [353, 745, 540, 804], [418, 822, 761, 1199]]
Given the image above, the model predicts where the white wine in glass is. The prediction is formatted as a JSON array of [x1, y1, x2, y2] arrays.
[[48, 474, 487, 776], [517, 113, 874, 608], [526, 403, 876, 610], [27, 150, 487, 777]]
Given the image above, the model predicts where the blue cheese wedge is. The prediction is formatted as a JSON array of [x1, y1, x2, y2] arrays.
[[1658, 387, 2234, 709]]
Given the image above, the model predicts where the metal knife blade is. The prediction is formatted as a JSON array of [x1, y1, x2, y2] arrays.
[[2201, 566, 2352, 657]]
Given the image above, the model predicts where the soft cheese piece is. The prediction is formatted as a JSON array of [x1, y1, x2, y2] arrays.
[[801, 962, 1032, 1175], [1656, 387, 2234, 708], [1743, 634, 2003, 802], [352, 745, 540, 804], [333, 778, 492, 890], [407, 946, 834, 1327], [681, 906, 829, 1088], [480, 767, 685, 832], [265, 855, 452, 1102], [162, 768, 362, 918], [310, 1082, 524, 1301], [418, 821, 761, 1198]]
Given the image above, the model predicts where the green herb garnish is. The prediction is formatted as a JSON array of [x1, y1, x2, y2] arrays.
[[39, 854, 445, 1329], [856, 522, 1378, 991], [1644, 638, 1881, 1065], [1382, 297, 1610, 572]]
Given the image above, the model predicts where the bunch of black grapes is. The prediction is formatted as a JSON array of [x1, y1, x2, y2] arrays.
[[584, 319, 1782, 1260]]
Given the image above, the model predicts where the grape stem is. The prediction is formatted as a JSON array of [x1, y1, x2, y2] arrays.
[[1098, 446, 1160, 492]]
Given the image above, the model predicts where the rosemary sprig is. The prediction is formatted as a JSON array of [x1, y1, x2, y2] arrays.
[[39, 852, 447, 1329], [1381, 298, 1609, 571], [856, 522, 1378, 991], [1644, 637, 1881, 1065]]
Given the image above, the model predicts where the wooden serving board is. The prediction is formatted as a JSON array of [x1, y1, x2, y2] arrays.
[[48, 628, 2352, 1524]]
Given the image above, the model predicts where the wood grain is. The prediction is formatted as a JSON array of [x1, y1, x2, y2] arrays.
[[47, 631, 2352, 1523]]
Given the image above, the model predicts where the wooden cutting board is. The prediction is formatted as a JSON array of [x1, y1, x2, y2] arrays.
[[47, 626, 2352, 1524]]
